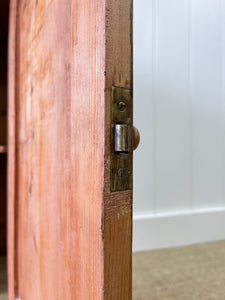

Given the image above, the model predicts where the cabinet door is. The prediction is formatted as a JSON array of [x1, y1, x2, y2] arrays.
[[8, 0, 133, 299]]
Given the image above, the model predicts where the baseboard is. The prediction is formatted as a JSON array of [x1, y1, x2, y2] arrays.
[[133, 207, 225, 252]]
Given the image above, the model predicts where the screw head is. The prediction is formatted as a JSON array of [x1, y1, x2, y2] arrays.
[[118, 101, 126, 111], [117, 168, 125, 178]]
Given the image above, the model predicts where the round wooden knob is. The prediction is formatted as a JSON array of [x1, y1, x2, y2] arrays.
[[132, 126, 140, 150]]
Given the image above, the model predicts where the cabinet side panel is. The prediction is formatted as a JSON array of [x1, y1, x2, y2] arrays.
[[70, 0, 106, 298], [14, 0, 105, 299]]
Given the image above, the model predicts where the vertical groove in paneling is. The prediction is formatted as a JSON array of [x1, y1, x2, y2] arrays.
[[152, 0, 157, 214], [221, 0, 225, 207], [133, 0, 155, 214], [221, 0, 225, 206], [155, 0, 190, 212], [188, 0, 193, 211], [191, 0, 224, 209]]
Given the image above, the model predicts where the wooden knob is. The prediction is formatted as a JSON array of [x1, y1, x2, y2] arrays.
[[132, 126, 140, 150]]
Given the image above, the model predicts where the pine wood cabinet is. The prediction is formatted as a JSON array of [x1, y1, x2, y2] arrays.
[[7, 0, 133, 299]]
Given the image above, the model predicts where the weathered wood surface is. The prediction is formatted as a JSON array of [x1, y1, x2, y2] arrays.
[[8, 0, 133, 299], [104, 0, 133, 299], [8, 0, 18, 298]]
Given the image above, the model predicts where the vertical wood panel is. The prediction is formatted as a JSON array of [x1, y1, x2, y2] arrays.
[[134, 0, 191, 214], [70, 0, 105, 298], [222, 0, 225, 206], [154, 0, 190, 212], [134, 0, 225, 216], [104, 0, 133, 298], [191, 0, 225, 208], [134, 0, 154, 214], [17, 1, 73, 299]]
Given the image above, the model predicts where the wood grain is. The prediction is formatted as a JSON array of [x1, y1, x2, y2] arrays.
[[8, 0, 133, 299], [8, 0, 18, 298], [104, 0, 133, 298]]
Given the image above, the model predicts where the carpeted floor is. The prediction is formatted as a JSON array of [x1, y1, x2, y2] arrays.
[[1, 241, 225, 299], [0, 257, 7, 300], [133, 241, 225, 300]]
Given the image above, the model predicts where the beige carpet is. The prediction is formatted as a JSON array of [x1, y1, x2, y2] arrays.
[[1, 241, 225, 299], [133, 241, 225, 300], [0, 257, 7, 300]]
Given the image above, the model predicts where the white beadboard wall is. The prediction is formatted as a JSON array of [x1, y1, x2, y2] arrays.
[[133, 0, 225, 252]]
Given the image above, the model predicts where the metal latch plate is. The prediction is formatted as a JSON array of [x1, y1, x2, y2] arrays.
[[110, 86, 133, 192]]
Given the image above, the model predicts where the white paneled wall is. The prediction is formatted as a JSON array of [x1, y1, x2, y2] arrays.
[[133, 0, 225, 251]]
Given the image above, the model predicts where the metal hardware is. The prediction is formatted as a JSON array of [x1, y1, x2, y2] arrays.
[[110, 86, 133, 192], [114, 124, 130, 153], [132, 126, 140, 150], [118, 101, 126, 111]]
